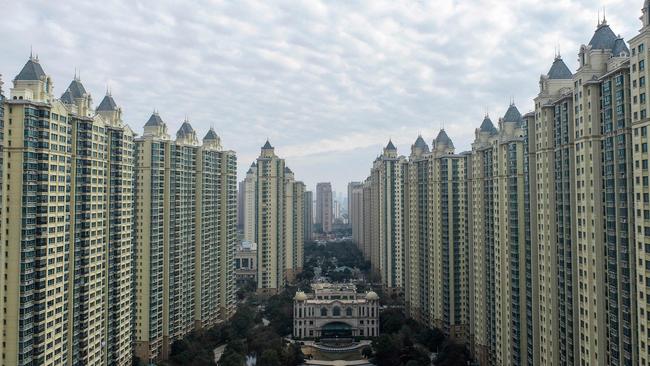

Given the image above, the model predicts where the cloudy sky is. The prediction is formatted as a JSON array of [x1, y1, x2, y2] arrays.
[[0, 0, 643, 194]]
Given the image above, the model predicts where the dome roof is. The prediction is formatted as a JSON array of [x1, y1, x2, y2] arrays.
[[294, 291, 307, 301], [366, 291, 379, 300]]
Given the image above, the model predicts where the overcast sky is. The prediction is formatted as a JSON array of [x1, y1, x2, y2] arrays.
[[0, 0, 643, 194]]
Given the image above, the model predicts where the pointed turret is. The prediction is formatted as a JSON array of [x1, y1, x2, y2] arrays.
[[97, 93, 118, 111], [145, 112, 164, 127], [612, 37, 630, 57], [202, 127, 222, 150], [96, 92, 123, 126], [60, 77, 92, 116], [11, 55, 53, 102], [432, 129, 455, 154], [143, 111, 169, 139], [479, 115, 498, 135], [260, 139, 275, 158], [411, 135, 429, 156], [382, 139, 398, 157], [589, 21, 618, 50], [176, 120, 199, 146], [15, 57, 46, 81], [435, 129, 454, 148], [502, 103, 523, 124], [547, 56, 573, 79]]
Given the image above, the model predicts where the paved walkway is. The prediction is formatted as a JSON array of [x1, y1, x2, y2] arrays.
[[303, 360, 372, 366]]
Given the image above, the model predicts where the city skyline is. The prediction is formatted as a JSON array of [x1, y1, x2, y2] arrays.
[[2, 0, 643, 193]]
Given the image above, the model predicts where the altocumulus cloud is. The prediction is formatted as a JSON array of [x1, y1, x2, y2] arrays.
[[0, 0, 641, 192]]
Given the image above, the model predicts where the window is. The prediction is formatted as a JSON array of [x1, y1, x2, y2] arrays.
[[346, 307, 353, 316], [640, 43, 645, 53], [320, 308, 327, 317], [333, 307, 341, 316], [642, 60, 646, 72], [641, 77, 646, 88]]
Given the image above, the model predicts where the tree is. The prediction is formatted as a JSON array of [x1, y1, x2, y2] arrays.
[[435, 340, 471, 366], [283, 343, 305, 366], [372, 334, 401, 366], [260, 349, 281, 366], [219, 351, 245, 366], [380, 308, 407, 334]]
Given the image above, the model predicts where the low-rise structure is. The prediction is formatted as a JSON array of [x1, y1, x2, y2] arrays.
[[234, 241, 257, 283], [293, 283, 379, 339]]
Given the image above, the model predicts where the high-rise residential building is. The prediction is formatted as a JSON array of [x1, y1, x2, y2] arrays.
[[316, 182, 333, 233], [404, 136, 429, 325], [237, 180, 245, 230], [403, 131, 470, 339], [0, 57, 135, 366], [631, 4, 650, 365], [243, 162, 257, 243], [348, 182, 364, 254], [530, 54, 576, 366], [284, 167, 305, 282], [96, 91, 135, 366], [246, 141, 305, 294], [363, 4, 650, 365], [133, 114, 236, 362], [572, 19, 635, 366], [368, 141, 406, 290], [1, 57, 69, 366], [304, 191, 314, 241]]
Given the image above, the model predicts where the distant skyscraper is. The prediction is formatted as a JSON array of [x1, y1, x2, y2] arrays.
[[316, 182, 333, 233], [348, 182, 364, 252], [304, 191, 314, 241], [243, 162, 257, 243]]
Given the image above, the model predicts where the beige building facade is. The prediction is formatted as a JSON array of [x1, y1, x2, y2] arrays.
[[316, 182, 333, 233], [246, 141, 305, 294], [0, 58, 135, 366]]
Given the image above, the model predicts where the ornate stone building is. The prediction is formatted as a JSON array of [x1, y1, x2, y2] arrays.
[[293, 283, 379, 339]]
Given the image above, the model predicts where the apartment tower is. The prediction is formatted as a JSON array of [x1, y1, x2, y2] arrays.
[[316, 182, 333, 233], [133, 115, 236, 362], [246, 141, 305, 294]]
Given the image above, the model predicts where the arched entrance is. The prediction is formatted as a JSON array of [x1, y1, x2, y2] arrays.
[[321, 321, 353, 338]]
